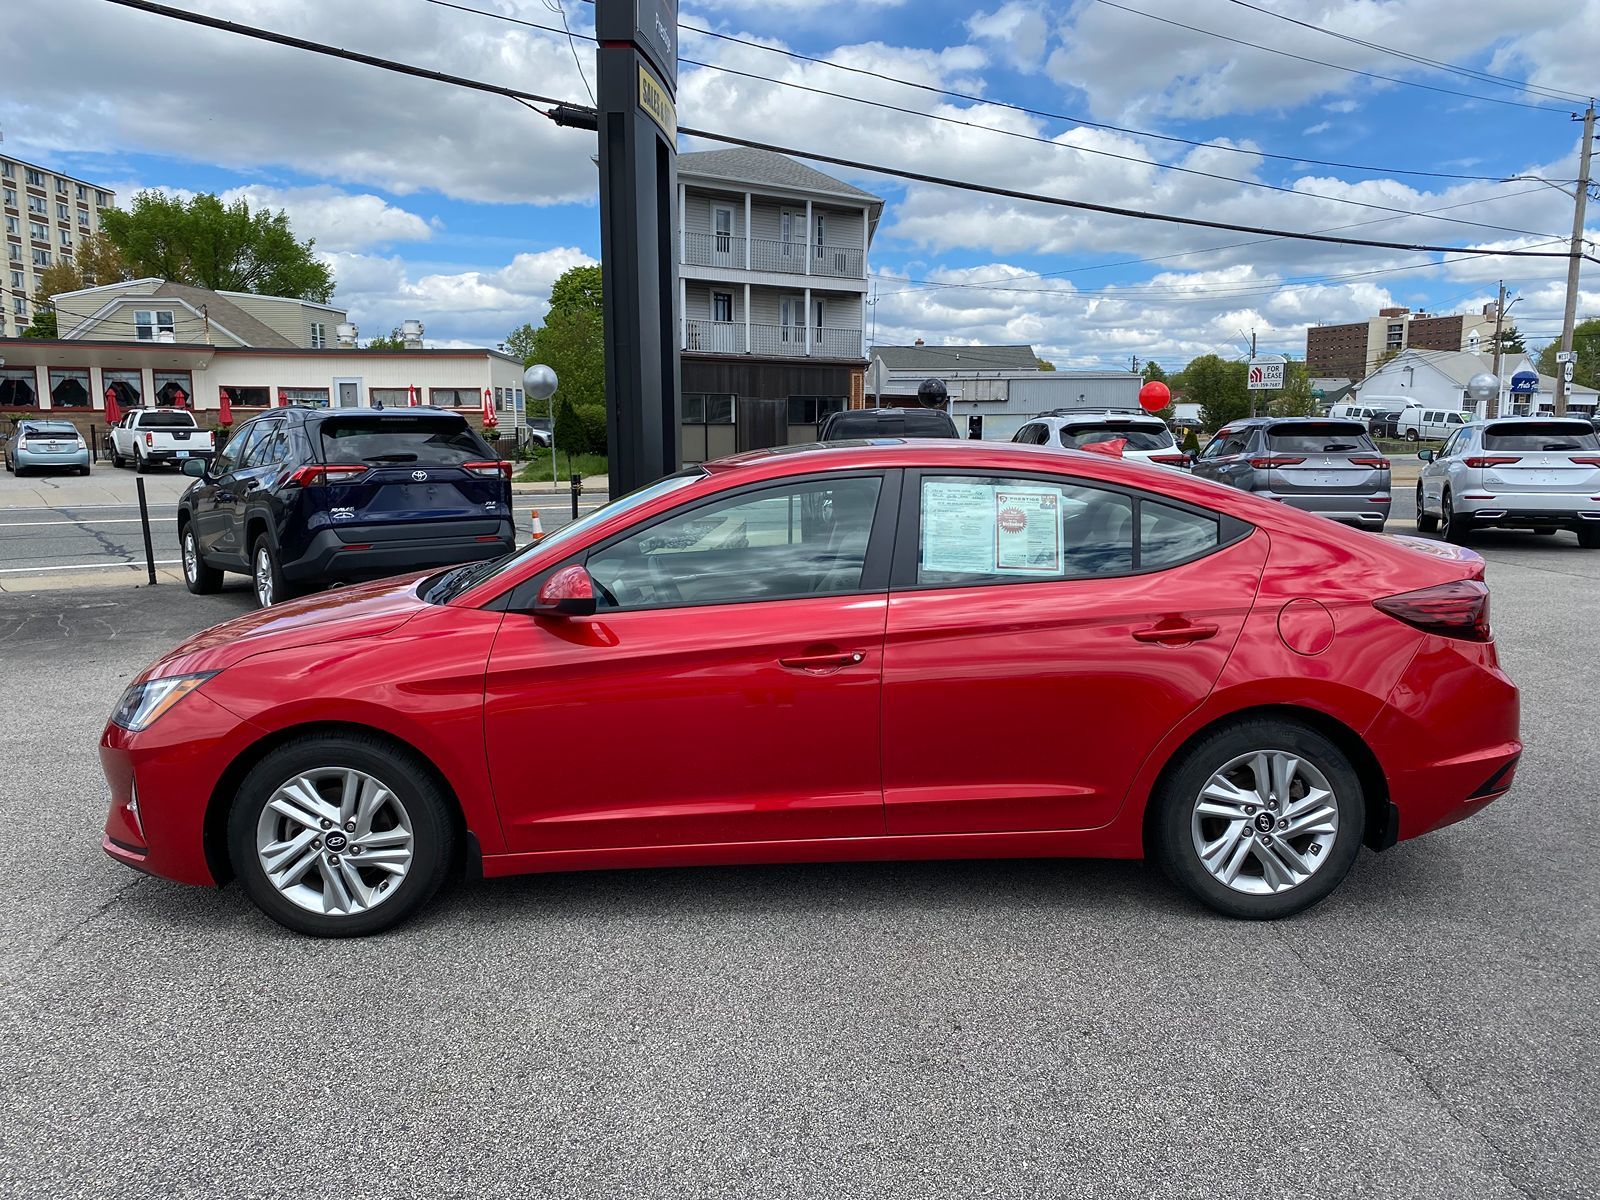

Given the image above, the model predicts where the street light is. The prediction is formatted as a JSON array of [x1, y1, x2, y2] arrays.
[[523, 364, 559, 485]]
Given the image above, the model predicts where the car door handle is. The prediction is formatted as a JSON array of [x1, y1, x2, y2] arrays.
[[779, 651, 866, 672], [1132, 621, 1219, 645]]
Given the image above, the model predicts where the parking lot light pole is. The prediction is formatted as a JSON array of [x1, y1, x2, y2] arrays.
[[524, 364, 559, 485]]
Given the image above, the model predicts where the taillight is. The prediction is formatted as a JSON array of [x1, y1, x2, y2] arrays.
[[1147, 453, 1188, 464], [1464, 456, 1520, 468], [144, 432, 153, 447], [464, 460, 514, 479], [1374, 579, 1491, 642], [1348, 457, 1390, 469], [1570, 456, 1600, 466], [1248, 455, 1305, 468], [287, 464, 368, 486]]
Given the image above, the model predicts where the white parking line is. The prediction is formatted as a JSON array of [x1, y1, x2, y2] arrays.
[[0, 518, 180, 527], [0, 559, 182, 575]]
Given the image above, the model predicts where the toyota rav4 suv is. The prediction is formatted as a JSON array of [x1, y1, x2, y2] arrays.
[[177, 407, 515, 607]]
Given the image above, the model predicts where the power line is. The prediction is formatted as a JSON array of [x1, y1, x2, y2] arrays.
[[1220, 0, 1591, 106], [542, 0, 593, 107], [1093, 0, 1570, 114], [98, 0, 1595, 265]]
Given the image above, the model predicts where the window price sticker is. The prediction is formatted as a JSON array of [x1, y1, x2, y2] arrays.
[[921, 481, 1065, 576], [994, 488, 1061, 574]]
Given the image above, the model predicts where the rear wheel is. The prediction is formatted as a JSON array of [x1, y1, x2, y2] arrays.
[[227, 734, 456, 937], [181, 523, 223, 594], [251, 534, 288, 607], [1579, 525, 1600, 549], [1406, 430, 1419, 442], [1440, 489, 1471, 544], [1415, 484, 1439, 532], [1151, 720, 1364, 919], [134, 448, 150, 474]]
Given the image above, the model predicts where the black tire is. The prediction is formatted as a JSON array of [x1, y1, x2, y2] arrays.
[[1440, 489, 1471, 544], [111, 445, 126, 468], [180, 522, 223, 594], [79, 465, 91, 477], [1415, 484, 1439, 533], [1406, 430, 1419, 442], [3, 453, 12, 474], [134, 448, 150, 474], [250, 533, 289, 607], [1150, 718, 1365, 920], [227, 733, 457, 937], [1579, 525, 1600, 549]]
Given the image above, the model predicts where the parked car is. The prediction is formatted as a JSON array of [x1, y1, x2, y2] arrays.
[[176, 406, 515, 608], [1190, 418, 1392, 530], [3, 419, 90, 476], [1011, 410, 1188, 467], [1396, 407, 1470, 442], [101, 438, 1519, 936], [820, 406, 959, 439], [1416, 416, 1600, 546], [107, 408, 216, 473]]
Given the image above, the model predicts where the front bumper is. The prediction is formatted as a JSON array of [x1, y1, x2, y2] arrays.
[[1456, 491, 1600, 528], [284, 523, 516, 584], [1265, 490, 1392, 526]]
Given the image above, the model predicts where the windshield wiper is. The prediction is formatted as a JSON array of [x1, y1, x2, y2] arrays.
[[364, 452, 419, 463], [1542, 443, 1579, 451]]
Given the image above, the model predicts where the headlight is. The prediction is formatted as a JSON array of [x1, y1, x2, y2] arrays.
[[110, 672, 219, 731]]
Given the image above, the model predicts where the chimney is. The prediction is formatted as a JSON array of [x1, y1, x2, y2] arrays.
[[914, 337, 925, 345], [402, 319, 425, 350]]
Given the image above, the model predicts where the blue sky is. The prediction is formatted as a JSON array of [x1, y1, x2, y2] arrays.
[[7, 0, 1598, 371]]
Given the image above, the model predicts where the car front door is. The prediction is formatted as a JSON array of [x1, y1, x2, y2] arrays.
[[204, 419, 275, 565], [880, 470, 1267, 835], [190, 418, 259, 560], [482, 471, 898, 854]]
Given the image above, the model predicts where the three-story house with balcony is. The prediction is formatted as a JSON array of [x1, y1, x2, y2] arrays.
[[676, 148, 882, 462]]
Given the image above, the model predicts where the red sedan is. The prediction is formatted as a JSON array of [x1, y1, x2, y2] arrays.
[[99, 440, 1520, 936]]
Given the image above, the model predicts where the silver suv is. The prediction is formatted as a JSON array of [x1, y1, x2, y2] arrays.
[[1011, 410, 1188, 467], [1190, 418, 1392, 530], [1416, 416, 1600, 547]]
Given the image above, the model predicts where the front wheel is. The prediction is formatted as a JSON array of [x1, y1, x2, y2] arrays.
[[181, 523, 223, 594], [1415, 484, 1439, 532], [227, 734, 457, 937], [1150, 720, 1364, 919]]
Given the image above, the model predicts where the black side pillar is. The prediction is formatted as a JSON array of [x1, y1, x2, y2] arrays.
[[596, 0, 681, 495]]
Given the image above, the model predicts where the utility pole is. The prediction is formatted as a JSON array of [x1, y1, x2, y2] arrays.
[[1248, 331, 1257, 418], [1556, 103, 1594, 416], [1490, 280, 1505, 420]]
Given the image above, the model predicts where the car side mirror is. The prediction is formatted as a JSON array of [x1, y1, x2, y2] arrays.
[[533, 564, 597, 618], [181, 458, 209, 478], [1417, 449, 1434, 462]]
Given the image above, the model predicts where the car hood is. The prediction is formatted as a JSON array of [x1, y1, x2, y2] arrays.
[[140, 573, 434, 681]]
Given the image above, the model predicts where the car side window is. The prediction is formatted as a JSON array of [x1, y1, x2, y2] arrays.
[[214, 421, 261, 474], [1012, 424, 1042, 445], [1199, 430, 1238, 459], [1140, 501, 1220, 568], [587, 475, 883, 609], [244, 420, 287, 469]]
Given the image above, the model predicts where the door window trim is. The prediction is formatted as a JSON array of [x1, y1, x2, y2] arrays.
[[506, 469, 903, 613], [888, 468, 1252, 593]]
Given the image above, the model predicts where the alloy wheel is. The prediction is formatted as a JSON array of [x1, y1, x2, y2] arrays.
[[183, 530, 198, 583], [1190, 750, 1339, 895], [254, 547, 274, 606], [254, 767, 415, 916]]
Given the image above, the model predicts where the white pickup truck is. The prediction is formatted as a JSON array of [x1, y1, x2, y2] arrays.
[[106, 409, 216, 473]]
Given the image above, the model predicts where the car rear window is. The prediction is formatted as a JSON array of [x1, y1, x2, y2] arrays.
[[1265, 422, 1373, 453], [1483, 421, 1600, 451], [319, 415, 490, 465], [25, 426, 77, 439], [138, 411, 198, 428], [1059, 422, 1174, 451]]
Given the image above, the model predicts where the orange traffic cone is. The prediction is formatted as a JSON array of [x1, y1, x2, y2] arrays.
[[530, 509, 544, 541]]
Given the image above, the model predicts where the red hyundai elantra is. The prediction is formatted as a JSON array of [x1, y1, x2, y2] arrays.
[[100, 440, 1520, 936]]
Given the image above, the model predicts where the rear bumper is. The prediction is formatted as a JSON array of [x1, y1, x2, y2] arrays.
[[1263, 490, 1392, 526], [284, 523, 516, 583], [14, 448, 90, 469], [141, 448, 215, 465], [1457, 492, 1600, 527]]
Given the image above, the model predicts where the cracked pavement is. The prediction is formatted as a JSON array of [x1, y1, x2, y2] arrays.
[[0, 535, 1596, 1198]]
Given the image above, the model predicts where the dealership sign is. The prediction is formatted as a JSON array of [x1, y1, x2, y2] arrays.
[[1247, 358, 1286, 390]]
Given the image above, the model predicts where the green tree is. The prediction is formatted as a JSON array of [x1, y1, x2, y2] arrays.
[[1141, 360, 1168, 384], [1272, 358, 1319, 417], [505, 321, 538, 364], [507, 264, 606, 416], [1491, 325, 1526, 355], [1183, 354, 1251, 429], [365, 327, 408, 350], [99, 191, 333, 301], [1535, 318, 1600, 390], [1036, 358, 1057, 371]]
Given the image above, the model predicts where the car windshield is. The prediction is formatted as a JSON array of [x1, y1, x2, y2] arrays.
[[140, 411, 198, 428], [422, 469, 706, 604], [1483, 422, 1600, 451], [1059, 423, 1173, 451], [319, 416, 487, 465], [1266, 422, 1374, 453]]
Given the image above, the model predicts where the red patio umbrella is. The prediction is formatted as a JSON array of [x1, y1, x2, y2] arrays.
[[218, 387, 234, 426], [104, 386, 122, 425], [482, 387, 498, 433]]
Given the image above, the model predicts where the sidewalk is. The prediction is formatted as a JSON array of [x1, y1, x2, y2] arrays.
[[512, 474, 610, 497]]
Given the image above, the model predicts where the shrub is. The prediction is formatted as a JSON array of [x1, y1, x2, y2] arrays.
[[574, 403, 608, 455]]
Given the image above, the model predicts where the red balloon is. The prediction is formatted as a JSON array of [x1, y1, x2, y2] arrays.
[[1139, 380, 1171, 413]]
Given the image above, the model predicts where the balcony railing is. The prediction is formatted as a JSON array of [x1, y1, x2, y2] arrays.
[[684, 319, 863, 359], [682, 230, 865, 279]]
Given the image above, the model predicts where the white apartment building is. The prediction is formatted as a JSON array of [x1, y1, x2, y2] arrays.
[[0, 153, 115, 337]]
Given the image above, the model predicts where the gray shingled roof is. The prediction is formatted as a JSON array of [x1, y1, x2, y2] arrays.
[[151, 281, 296, 348], [871, 344, 1041, 372], [678, 148, 882, 203]]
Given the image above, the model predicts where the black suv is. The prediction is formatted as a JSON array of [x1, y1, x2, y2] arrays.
[[819, 406, 960, 439], [178, 407, 515, 607]]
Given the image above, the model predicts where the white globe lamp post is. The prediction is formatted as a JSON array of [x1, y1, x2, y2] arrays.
[[1466, 371, 1499, 420], [524, 364, 559, 483]]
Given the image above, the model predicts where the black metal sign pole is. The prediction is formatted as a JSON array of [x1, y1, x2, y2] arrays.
[[595, 0, 681, 495]]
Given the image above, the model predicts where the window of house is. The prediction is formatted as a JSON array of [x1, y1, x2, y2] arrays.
[[495, 386, 505, 411], [369, 388, 413, 407], [96, 191, 110, 206], [55, 178, 67, 195], [32, 248, 50, 268], [12, 296, 27, 316], [26, 169, 44, 187], [309, 322, 326, 348], [223, 386, 271, 407], [56, 203, 68, 221], [712, 290, 733, 322], [588, 476, 883, 609], [27, 195, 46, 214], [102, 369, 143, 408], [7, 244, 20, 263], [0, 162, 12, 178], [49, 369, 92, 408], [4, 216, 16, 235], [9, 270, 22, 289], [1, 367, 38, 407], [3, 187, 15, 207], [429, 387, 476, 407], [681, 393, 735, 424], [153, 370, 193, 407], [29, 221, 47, 241], [77, 208, 89, 228], [76, 184, 87, 200], [788, 396, 846, 425], [135, 310, 176, 341], [279, 387, 330, 408], [59, 228, 72, 248]]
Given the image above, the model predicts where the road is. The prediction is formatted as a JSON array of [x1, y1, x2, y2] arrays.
[[0, 520, 1595, 1197]]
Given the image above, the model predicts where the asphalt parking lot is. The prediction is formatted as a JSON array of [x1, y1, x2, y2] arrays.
[[1, 512, 1597, 1197]]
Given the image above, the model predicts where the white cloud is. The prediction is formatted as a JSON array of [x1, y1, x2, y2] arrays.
[[1325, 99, 1361, 114], [1302, 121, 1332, 136], [966, 3, 1051, 71], [218, 185, 433, 253]]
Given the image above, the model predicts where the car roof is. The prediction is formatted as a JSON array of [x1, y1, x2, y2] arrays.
[[289, 405, 472, 423], [1035, 410, 1166, 423]]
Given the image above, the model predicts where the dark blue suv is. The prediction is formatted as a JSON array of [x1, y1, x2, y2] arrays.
[[178, 407, 514, 607]]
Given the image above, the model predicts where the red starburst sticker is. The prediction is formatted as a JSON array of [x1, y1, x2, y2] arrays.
[[998, 507, 1027, 533]]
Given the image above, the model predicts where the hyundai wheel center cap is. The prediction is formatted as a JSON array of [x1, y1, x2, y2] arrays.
[[1254, 811, 1276, 833], [324, 831, 348, 852]]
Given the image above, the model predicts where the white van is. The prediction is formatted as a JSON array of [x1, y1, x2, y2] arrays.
[[1330, 396, 1417, 437], [1396, 407, 1470, 442]]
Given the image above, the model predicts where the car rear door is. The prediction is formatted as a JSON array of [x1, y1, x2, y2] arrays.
[[482, 471, 898, 853], [1476, 420, 1600, 499], [1191, 427, 1250, 488], [880, 470, 1266, 835], [1263, 421, 1385, 500]]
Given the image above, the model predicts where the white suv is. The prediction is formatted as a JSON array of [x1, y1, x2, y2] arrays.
[[1417, 416, 1600, 546], [1012, 410, 1187, 467]]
